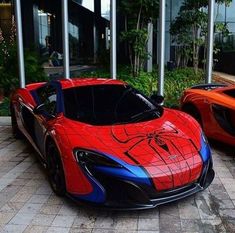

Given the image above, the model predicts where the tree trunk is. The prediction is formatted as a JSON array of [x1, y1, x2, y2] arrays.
[[125, 16, 133, 72], [192, 24, 199, 74], [132, 4, 143, 77]]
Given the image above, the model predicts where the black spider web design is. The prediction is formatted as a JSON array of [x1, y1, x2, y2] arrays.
[[109, 111, 203, 190], [64, 109, 203, 191]]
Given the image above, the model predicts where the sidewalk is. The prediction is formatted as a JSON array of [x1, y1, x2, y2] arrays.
[[213, 71, 235, 85], [0, 117, 10, 126], [0, 118, 235, 232]]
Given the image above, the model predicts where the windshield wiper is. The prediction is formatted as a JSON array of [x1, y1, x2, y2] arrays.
[[130, 108, 160, 121]]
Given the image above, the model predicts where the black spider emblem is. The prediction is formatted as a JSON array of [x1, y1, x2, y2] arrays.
[[111, 125, 186, 164]]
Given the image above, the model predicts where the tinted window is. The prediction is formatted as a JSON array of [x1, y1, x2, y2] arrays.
[[223, 89, 235, 98], [63, 85, 162, 125], [36, 85, 57, 116]]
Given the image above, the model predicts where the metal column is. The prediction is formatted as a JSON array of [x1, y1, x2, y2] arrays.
[[14, 0, 25, 88], [158, 0, 166, 96], [62, 0, 70, 79], [110, 0, 117, 80], [206, 0, 215, 84], [147, 23, 153, 73]]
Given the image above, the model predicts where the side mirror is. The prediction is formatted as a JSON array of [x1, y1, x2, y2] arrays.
[[150, 94, 164, 105], [33, 104, 45, 115]]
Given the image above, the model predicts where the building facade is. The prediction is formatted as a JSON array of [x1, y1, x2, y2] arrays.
[[163, 0, 235, 74], [0, 0, 235, 73], [0, 0, 110, 65], [0, 0, 13, 40]]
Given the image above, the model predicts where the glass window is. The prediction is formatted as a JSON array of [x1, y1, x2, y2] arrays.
[[101, 0, 110, 20], [73, 0, 94, 12], [166, 0, 172, 21], [0, 2, 12, 40], [63, 85, 162, 125], [227, 23, 235, 33], [69, 22, 79, 39], [69, 22, 79, 61], [171, 0, 184, 19], [36, 85, 57, 116], [226, 0, 235, 22], [224, 89, 235, 98], [38, 9, 51, 47], [215, 3, 225, 22]]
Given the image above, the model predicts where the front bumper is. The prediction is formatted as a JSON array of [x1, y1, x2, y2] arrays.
[[68, 158, 214, 210]]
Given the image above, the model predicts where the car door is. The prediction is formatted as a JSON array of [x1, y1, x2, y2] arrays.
[[33, 84, 58, 154], [210, 89, 235, 138]]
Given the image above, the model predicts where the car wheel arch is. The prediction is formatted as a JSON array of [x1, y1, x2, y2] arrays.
[[10, 102, 24, 139], [45, 136, 67, 196], [45, 136, 54, 154], [44, 135, 63, 169]]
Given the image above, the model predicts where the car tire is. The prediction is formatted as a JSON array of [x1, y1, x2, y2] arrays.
[[46, 142, 66, 196], [11, 106, 23, 139], [183, 104, 203, 128]]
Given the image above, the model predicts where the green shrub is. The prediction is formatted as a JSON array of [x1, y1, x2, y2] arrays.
[[0, 44, 47, 97], [163, 68, 204, 107], [0, 97, 10, 116]]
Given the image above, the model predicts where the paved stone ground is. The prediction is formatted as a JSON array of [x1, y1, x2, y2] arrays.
[[213, 72, 235, 85], [0, 119, 235, 233]]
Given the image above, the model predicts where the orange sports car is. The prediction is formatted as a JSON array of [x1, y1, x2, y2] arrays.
[[180, 83, 235, 146]]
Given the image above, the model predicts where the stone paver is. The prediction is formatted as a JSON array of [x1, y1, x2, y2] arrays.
[[0, 119, 235, 233]]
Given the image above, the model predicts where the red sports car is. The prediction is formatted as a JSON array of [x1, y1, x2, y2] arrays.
[[11, 78, 214, 209], [181, 83, 235, 146]]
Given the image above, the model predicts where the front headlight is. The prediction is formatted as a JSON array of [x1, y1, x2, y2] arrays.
[[200, 132, 211, 163], [73, 148, 122, 168]]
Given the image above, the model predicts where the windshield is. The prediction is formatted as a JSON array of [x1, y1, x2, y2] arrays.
[[63, 84, 163, 125]]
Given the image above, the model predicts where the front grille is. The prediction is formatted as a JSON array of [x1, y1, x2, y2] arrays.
[[149, 183, 196, 199], [93, 172, 151, 205]]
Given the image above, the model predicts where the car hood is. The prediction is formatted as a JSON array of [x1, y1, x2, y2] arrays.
[[64, 109, 202, 166], [64, 108, 203, 191]]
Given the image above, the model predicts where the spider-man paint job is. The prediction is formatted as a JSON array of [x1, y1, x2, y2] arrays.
[[11, 78, 214, 209], [181, 83, 235, 146]]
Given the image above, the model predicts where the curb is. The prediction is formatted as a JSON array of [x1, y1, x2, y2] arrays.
[[0, 117, 11, 126], [213, 74, 235, 85]]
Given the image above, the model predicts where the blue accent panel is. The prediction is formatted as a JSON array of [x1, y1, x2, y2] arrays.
[[30, 90, 41, 105], [93, 150, 152, 187], [74, 170, 106, 203], [50, 81, 64, 113], [200, 135, 211, 163], [93, 166, 152, 187], [73, 149, 154, 203]]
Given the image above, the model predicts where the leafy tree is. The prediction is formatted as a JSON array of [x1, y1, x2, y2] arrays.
[[120, 0, 159, 77], [170, 0, 232, 74], [0, 44, 47, 96], [0, 28, 9, 66], [0, 17, 47, 96]]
